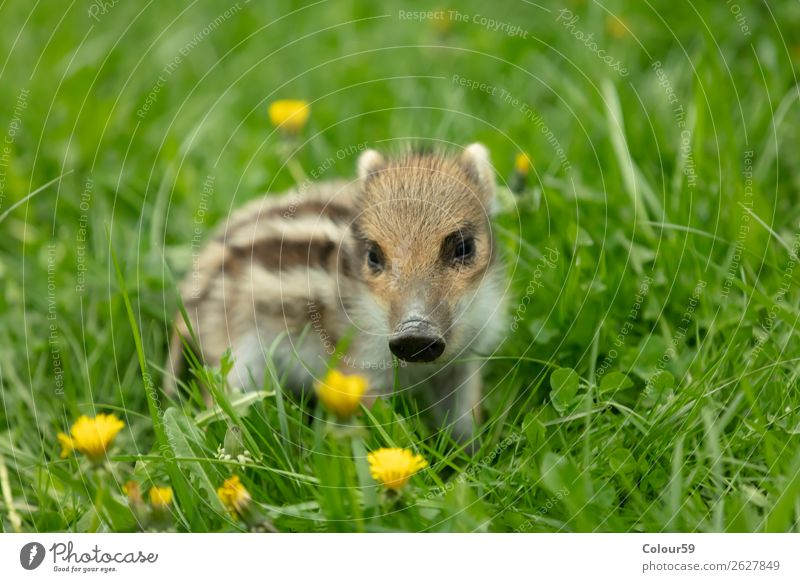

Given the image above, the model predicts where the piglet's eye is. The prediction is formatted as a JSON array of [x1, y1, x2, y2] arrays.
[[454, 237, 475, 262], [366, 243, 384, 271], [441, 231, 476, 266]]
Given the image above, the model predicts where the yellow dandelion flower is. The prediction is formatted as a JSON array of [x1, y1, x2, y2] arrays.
[[217, 475, 252, 518], [268, 99, 310, 135], [510, 152, 532, 195], [57, 413, 124, 463], [367, 447, 428, 491], [315, 369, 368, 419], [514, 152, 532, 175], [148, 486, 173, 510]]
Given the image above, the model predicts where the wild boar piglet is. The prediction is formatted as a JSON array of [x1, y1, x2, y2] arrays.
[[168, 143, 507, 443]]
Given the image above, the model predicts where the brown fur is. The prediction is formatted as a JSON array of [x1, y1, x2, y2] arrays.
[[166, 144, 507, 445], [353, 149, 497, 339]]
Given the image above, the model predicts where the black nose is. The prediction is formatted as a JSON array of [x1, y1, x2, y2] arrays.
[[389, 330, 445, 363]]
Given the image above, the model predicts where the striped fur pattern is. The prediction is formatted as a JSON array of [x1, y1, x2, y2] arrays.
[[168, 143, 507, 442]]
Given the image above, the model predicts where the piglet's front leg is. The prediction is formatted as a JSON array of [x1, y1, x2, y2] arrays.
[[429, 360, 483, 452]]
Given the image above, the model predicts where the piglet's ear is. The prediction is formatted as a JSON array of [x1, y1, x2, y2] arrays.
[[461, 142, 495, 201], [357, 149, 386, 181]]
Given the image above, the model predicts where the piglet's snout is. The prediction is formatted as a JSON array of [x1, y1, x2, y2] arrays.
[[388, 319, 445, 363]]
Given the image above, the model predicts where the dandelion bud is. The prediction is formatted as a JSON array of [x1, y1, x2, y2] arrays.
[[268, 99, 310, 135]]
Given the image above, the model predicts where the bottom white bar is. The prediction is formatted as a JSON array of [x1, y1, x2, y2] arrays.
[[1, 534, 797, 581]]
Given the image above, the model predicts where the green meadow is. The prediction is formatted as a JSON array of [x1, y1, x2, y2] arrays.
[[1, 0, 800, 532]]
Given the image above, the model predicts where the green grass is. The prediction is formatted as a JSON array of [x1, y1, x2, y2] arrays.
[[1, 0, 800, 532]]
